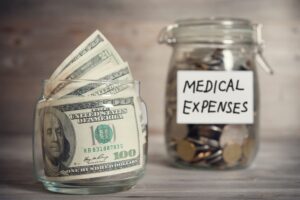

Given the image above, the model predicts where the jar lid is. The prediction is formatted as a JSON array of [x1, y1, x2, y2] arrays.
[[158, 18, 263, 45]]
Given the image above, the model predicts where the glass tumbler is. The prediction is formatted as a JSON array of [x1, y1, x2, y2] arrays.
[[33, 80, 148, 194]]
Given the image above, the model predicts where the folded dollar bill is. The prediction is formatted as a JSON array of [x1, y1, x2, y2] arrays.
[[45, 30, 128, 98], [49, 30, 117, 81], [50, 62, 133, 99]]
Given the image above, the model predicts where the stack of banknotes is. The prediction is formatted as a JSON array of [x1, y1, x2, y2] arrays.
[[35, 30, 146, 179], [44, 30, 134, 99]]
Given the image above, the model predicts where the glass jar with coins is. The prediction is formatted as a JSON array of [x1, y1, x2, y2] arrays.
[[158, 18, 272, 169], [33, 80, 148, 194]]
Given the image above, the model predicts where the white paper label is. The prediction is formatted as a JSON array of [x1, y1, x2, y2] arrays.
[[177, 71, 254, 124]]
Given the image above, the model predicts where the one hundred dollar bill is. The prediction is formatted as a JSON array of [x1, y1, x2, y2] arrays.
[[49, 30, 109, 81], [45, 43, 124, 97], [35, 94, 144, 181], [50, 63, 133, 99]]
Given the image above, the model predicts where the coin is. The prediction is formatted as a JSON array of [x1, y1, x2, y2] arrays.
[[176, 140, 197, 162], [198, 125, 222, 140], [234, 57, 251, 71], [205, 149, 222, 161], [202, 48, 224, 70], [192, 151, 212, 163], [223, 143, 242, 166], [187, 137, 219, 148], [199, 136, 219, 148], [187, 138, 211, 151], [207, 155, 223, 165], [242, 138, 255, 162], [220, 125, 248, 147], [205, 150, 223, 166]]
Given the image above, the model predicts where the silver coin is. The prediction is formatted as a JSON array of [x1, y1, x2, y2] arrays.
[[187, 138, 212, 151], [198, 125, 222, 141], [199, 136, 219, 148], [205, 150, 222, 161], [207, 155, 223, 165]]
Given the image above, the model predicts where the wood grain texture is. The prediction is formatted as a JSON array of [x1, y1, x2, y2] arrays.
[[0, 0, 299, 136], [0, 133, 300, 199]]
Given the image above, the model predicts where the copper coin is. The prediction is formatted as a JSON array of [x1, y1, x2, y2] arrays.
[[176, 140, 197, 162], [223, 143, 242, 166]]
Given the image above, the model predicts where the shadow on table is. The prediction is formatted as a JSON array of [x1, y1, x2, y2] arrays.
[[147, 148, 179, 169], [0, 157, 48, 194]]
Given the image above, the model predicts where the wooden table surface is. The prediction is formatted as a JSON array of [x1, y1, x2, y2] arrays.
[[1, 133, 300, 200]]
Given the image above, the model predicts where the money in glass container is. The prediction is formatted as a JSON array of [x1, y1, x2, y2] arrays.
[[159, 18, 272, 169], [33, 30, 147, 194]]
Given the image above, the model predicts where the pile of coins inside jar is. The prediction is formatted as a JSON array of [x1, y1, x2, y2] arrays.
[[167, 123, 256, 169], [166, 48, 257, 169]]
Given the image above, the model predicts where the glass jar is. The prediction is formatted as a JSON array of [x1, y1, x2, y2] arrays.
[[33, 80, 148, 194], [159, 18, 272, 170]]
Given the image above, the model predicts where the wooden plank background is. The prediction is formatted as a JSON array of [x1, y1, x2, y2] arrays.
[[0, 0, 299, 136]]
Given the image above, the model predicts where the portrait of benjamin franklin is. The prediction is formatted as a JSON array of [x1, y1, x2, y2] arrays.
[[41, 107, 75, 177]]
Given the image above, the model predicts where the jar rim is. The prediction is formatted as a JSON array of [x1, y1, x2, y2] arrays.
[[159, 17, 263, 45], [176, 17, 257, 28]]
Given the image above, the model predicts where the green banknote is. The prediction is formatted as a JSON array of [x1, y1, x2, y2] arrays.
[[35, 95, 144, 181], [49, 30, 107, 81], [51, 63, 133, 99]]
